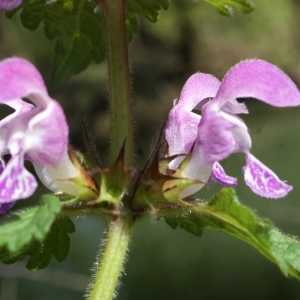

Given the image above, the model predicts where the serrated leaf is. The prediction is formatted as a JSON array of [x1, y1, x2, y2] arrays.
[[7, 0, 169, 83], [45, 0, 106, 84], [165, 188, 300, 279], [126, 0, 169, 22], [165, 217, 203, 236], [0, 217, 75, 270], [203, 0, 254, 16], [7, 0, 105, 84], [0, 194, 61, 252]]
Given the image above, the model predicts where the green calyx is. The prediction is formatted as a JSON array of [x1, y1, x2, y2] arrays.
[[130, 137, 203, 212], [94, 145, 131, 208], [63, 137, 202, 217], [68, 147, 100, 202]]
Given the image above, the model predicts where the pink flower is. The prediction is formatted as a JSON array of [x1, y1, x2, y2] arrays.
[[0, 58, 79, 212], [165, 60, 300, 199]]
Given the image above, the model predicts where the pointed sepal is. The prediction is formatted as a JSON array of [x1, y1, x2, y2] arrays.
[[131, 150, 181, 212], [95, 143, 130, 208], [68, 147, 99, 201], [162, 152, 206, 202], [81, 118, 102, 169], [162, 177, 202, 204], [131, 127, 198, 212]]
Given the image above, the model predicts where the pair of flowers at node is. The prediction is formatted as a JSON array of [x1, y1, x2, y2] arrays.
[[0, 58, 299, 213], [165, 59, 300, 199]]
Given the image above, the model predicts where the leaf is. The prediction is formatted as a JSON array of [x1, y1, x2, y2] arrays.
[[126, 11, 140, 42], [165, 188, 300, 279], [7, 0, 105, 84], [46, 0, 105, 84], [166, 217, 204, 237], [269, 230, 300, 278], [126, 0, 169, 22], [203, 0, 255, 16], [0, 217, 75, 270], [7, 0, 169, 83], [0, 194, 61, 252]]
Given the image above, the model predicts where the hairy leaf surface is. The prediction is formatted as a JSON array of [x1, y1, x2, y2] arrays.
[[166, 188, 300, 280]]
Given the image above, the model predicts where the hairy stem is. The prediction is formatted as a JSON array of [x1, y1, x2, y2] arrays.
[[99, 0, 134, 167], [87, 214, 135, 300]]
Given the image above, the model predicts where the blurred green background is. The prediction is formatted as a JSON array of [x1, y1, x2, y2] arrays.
[[2, 0, 300, 299]]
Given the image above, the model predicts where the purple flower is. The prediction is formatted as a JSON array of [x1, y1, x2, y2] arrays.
[[0, 58, 79, 213], [165, 59, 300, 199], [0, 0, 22, 10]]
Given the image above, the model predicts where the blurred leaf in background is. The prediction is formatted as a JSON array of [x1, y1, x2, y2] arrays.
[[204, 0, 255, 16]]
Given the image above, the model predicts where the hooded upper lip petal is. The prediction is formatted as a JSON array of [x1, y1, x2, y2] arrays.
[[165, 59, 300, 199]]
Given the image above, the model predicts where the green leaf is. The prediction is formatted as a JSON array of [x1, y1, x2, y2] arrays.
[[46, 0, 106, 84], [126, 0, 169, 22], [166, 217, 204, 237], [0, 194, 61, 252], [203, 0, 255, 16], [7, 0, 105, 84], [126, 11, 140, 42], [165, 188, 300, 279], [269, 230, 300, 278], [0, 217, 75, 270], [7, 0, 169, 83]]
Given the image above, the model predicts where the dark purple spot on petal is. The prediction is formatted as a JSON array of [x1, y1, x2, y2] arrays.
[[0, 201, 15, 214]]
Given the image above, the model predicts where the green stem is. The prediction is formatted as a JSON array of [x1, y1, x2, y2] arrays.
[[88, 215, 135, 300], [99, 0, 134, 167]]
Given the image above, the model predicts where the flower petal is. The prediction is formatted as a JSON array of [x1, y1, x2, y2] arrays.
[[0, 58, 79, 198], [210, 162, 237, 187], [0, 0, 22, 10], [0, 99, 34, 128], [165, 73, 221, 169], [0, 155, 37, 202], [0, 58, 48, 104], [179, 145, 212, 199], [0, 157, 5, 173], [33, 152, 79, 197], [222, 98, 248, 114], [32, 163, 60, 193], [0, 58, 77, 176], [243, 153, 292, 198], [165, 109, 200, 169], [0, 202, 16, 214], [25, 102, 69, 166], [0, 158, 16, 212], [178, 73, 221, 111], [199, 104, 251, 164], [215, 59, 300, 107]]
